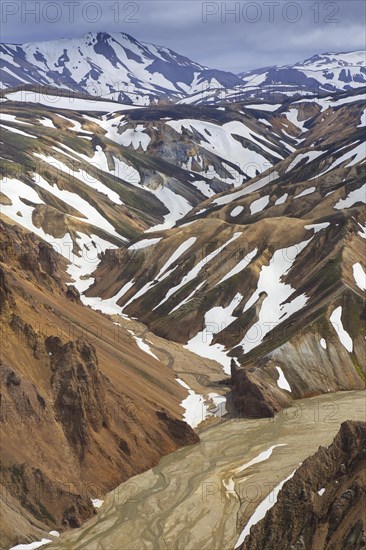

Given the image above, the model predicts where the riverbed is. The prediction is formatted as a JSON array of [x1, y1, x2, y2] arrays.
[[50, 391, 366, 550]]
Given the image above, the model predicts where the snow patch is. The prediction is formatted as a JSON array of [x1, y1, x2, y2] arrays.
[[230, 205, 244, 217], [305, 222, 330, 233], [128, 330, 159, 361], [275, 193, 288, 205], [234, 469, 297, 548], [185, 292, 243, 374], [275, 367, 292, 392], [91, 498, 104, 508], [9, 540, 52, 550], [176, 378, 208, 428], [329, 306, 353, 353], [294, 187, 316, 199], [353, 263, 366, 291], [240, 241, 311, 354], [334, 184, 366, 210], [128, 238, 162, 250], [250, 195, 270, 214]]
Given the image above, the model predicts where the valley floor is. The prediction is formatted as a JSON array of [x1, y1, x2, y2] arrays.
[[48, 391, 365, 550]]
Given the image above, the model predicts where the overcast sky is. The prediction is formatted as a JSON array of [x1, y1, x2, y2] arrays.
[[1, 0, 365, 72]]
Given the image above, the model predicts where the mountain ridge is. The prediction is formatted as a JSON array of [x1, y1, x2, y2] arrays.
[[1, 32, 365, 104]]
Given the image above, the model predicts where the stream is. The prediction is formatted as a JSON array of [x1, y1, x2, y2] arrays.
[[51, 391, 366, 550]]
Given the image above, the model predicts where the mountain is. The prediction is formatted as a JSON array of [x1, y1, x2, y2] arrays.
[[237, 51, 366, 98], [83, 89, 366, 416], [238, 420, 366, 549], [175, 51, 366, 105], [0, 31, 243, 104], [1, 32, 365, 105]]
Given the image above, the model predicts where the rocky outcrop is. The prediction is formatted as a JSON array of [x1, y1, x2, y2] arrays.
[[46, 336, 110, 458], [0, 221, 66, 292], [230, 360, 282, 418], [240, 420, 366, 550]]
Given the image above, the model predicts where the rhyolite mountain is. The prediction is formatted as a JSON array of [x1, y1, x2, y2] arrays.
[[0, 32, 365, 104]]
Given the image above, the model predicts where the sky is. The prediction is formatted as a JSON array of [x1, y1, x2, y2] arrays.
[[1, 0, 365, 72]]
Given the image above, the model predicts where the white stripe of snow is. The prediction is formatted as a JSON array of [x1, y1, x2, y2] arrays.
[[353, 263, 366, 291], [185, 292, 243, 374], [275, 367, 292, 392], [285, 151, 323, 173], [329, 306, 353, 353], [145, 186, 193, 232], [170, 281, 205, 313], [230, 206, 244, 217], [0, 124, 36, 138], [128, 238, 162, 250], [294, 187, 316, 199], [250, 195, 270, 214], [213, 172, 279, 207], [127, 330, 159, 361], [154, 233, 242, 311], [216, 248, 257, 285], [234, 468, 297, 548], [157, 237, 197, 279], [275, 193, 288, 205], [224, 444, 287, 497], [34, 151, 123, 206], [304, 222, 330, 233], [35, 174, 121, 238], [9, 540, 52, 550], [334, 184, 366, 210], [241, 241, 311, 354]]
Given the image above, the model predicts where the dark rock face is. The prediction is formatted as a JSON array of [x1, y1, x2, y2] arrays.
[[239, 420, 366, 550], [0, 221, 65, 293], [65, 285, 81, 303], [1, 463, 94, 531], [156, 410, 199, 446], [231, 360, 280, 418], [46, 337, 110, 459]]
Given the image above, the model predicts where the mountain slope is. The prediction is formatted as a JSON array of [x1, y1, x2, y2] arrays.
[[84, 90, 366, 414], [0, 32, 242, 104], [0, 219, 200, 549], [238, 51, 366, 97], [239, 420, 366, 549], [0, 90, 294, 265]]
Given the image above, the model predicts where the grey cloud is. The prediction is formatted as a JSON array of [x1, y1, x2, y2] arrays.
[[1, 0, 365, 72]]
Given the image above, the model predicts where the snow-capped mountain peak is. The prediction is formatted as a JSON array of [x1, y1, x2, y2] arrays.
[[0, 31, 242, 104]]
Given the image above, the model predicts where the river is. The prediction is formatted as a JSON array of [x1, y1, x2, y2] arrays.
[[50, 391, 365, 550]]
